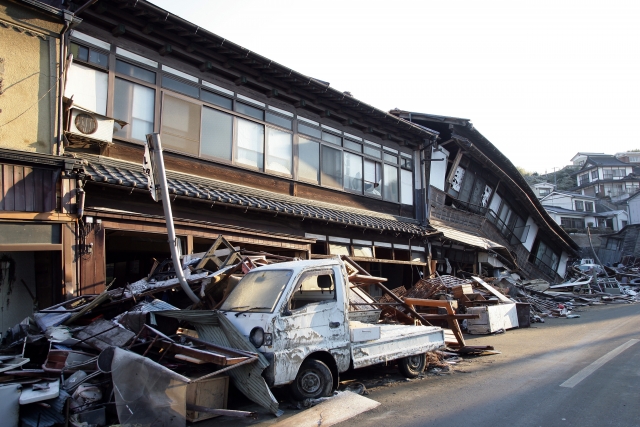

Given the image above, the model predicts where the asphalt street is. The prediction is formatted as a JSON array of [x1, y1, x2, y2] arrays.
[[211, 303, 640, 427]]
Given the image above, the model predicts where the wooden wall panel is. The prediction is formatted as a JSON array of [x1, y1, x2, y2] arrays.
[[0, 164, 60, 213], [80, 224, 106, 295], [4, 165, 15, 211], [62, 222, 77, 297]]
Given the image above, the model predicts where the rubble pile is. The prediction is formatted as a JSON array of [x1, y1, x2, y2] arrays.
[[0, 236, 295, 427]]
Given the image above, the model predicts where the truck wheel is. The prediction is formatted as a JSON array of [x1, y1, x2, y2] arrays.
[[398, 353, 426, 378], [290, 359, 333, 400]]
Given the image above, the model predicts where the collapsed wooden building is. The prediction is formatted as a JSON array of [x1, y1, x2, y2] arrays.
[[0, 0, 578, 331]]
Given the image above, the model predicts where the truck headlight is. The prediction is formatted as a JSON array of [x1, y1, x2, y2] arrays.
[[250, 327, 265, 347]]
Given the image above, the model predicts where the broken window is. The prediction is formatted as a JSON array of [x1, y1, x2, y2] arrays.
[[289, 270, 336, 311], [220, 269, 293, 313]]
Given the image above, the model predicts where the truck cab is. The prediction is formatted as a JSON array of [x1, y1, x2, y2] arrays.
[[220, 258, 444, 399]]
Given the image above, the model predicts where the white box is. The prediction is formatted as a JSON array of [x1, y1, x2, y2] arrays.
[[350, 325, 381, 342], [466, 303, 519, 334]]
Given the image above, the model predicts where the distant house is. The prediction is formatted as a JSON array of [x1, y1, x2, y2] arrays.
[[571, 155, 640, 202], [570, 152, 604, 168], [531, 182, 555, 199], [541, 191, 628, 231]]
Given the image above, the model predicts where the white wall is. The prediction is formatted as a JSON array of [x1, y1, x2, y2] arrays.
[[541, 193, 574, 209], [628, 198, 640, 225], [523, 216, 539, 252], [429, 146, 449, 192], [557, 251, 570, 279]]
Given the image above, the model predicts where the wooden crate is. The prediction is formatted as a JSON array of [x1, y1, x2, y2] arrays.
[[186, 376, 229, 422]]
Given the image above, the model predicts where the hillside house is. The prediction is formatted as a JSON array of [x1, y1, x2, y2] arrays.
[[572, 155, 640, 202]]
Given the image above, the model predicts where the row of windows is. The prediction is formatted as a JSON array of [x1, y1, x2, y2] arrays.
[[66, 33, 415, 205], [574, 200, 594, 212]]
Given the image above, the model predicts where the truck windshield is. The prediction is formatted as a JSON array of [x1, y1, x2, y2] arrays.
[[220, 269, 293, 313]]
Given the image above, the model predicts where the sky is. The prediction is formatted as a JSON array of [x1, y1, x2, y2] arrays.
[[150, 0, 640, 174]]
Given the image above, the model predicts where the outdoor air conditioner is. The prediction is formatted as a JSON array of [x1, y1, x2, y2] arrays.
[[68, 108, 114, 144]]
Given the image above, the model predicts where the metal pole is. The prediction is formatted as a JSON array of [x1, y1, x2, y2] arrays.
[[146, 133, 200, 303]]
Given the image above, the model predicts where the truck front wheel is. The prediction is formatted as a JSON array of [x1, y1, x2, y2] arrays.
[[290, 359, 333, 400], [398, 353, 427, 378]]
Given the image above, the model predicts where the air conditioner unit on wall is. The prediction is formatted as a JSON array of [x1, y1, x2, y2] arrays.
[[67, 108, 115, 144]]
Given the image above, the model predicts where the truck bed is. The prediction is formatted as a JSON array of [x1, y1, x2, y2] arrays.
[[350, 322, 445, 369]]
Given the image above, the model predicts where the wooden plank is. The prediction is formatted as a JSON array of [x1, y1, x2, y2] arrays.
[[33, 168, 44, 212], [472, 276, 512, 303], [13, 166, 26, 211], [63, 222, 77, 296], [24, 167, 34, 212], [80, 224, 106, 295], [4, 165, 14, 211], [0, 211, 74, 221], [0, 244, 63, 251], [43, 169, 54, 212], [0, 165, 3, 211]]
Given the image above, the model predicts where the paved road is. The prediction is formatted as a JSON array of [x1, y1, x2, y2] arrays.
[[213, 303, 640, 427], [344, 303, 640, 427]]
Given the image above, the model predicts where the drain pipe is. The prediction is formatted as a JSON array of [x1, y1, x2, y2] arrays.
[[146, 133, 200, 303]]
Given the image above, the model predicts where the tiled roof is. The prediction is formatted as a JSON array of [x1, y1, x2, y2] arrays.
[[78, 154, 438, 237]]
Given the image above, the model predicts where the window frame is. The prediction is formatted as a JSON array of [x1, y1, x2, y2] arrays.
[[74, 36, 415, 205]]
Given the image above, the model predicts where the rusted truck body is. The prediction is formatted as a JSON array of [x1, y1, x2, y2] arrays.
[[221, 258, 444, 399]]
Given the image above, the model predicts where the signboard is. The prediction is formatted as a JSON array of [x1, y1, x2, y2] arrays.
[[143, 135, 160, 201]]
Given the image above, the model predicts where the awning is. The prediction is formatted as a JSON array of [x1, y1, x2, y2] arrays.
[[430, 220, 517, 269], [77, 154, 439, 238]]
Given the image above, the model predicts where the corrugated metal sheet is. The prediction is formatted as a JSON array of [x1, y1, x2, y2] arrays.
[[157, 310, 281, 416], [433, 222, 505, 251]]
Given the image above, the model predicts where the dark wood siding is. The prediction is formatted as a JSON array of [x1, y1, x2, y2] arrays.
[[0, 164, 59, 212]]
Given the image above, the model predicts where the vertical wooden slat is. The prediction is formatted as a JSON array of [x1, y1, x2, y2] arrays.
[[62, 222, 77, 297], [4, 165, 15, 211], [33, 168, 44, 212], [43, 170, 56, 212], [61, 177, 77, 214], [24, 167, 34, 212], [14, 166, 26, 211], [80, 225, 106, 294], [0, 165, 4, 211]]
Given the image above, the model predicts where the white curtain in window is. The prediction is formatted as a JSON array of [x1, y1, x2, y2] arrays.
[[236, 118, 264, 169], [343, 152, 363, 193], [266, 127, 292, 175], [383, 164, 399, 203], [298, 137, 319, 183], [65, 63, 108, 115], [400, 169, 413, 205]]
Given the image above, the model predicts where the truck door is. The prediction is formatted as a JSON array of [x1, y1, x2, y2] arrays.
[[273, 267, 350, 385]]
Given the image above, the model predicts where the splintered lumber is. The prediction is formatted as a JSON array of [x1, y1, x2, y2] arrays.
[[186, 405, 256, 419], [471, 276, 512, 303], [348, 274, 388, 285], [342, 255, 433, 326], [403, 298, 479, 348]]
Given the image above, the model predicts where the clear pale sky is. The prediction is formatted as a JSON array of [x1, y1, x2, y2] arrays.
[[150, 0, 640, 174]]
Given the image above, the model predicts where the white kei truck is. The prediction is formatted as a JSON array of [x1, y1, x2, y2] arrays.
[[220, 258, 445, 399]]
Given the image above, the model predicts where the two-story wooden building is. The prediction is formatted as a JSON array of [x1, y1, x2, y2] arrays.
[[389, 110, 579, 282], [56, 0, 450, 297]]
